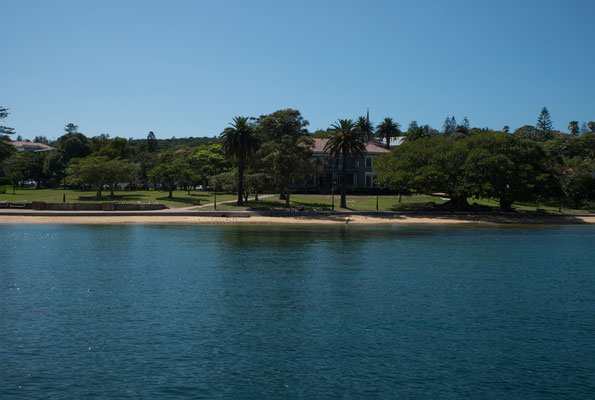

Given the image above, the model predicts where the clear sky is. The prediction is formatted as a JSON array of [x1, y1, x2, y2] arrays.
[[2, 0, 594, 141]]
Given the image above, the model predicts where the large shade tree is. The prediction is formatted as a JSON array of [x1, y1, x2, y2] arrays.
[[220, 116, 260, 206], [324, 119, 366, 208], [256, 109, 313, 207]]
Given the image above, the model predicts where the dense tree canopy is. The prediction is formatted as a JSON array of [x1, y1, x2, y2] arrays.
[[256, 109, 312, 207]]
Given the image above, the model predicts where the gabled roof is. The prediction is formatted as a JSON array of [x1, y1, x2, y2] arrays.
[[312, 138, 391, 154]]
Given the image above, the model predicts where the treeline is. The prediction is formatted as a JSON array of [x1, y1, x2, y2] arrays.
[[375, 132, 594, 210], [1, 105, 594, 210]]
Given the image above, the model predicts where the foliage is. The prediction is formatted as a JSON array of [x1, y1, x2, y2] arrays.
[[375, 117, 401, 149], [325, 119, 366, 208], [375, 133, 562, 210], [568, 121, 579, 136], [67, 156, 137, 197], [443, 116, 456, 135], [406, 126, 431, 141], [0, 106, 16, 136], [256, 109, 312, 207], [221, 116, 260, 205], [355, 115, 374, 140], [536, 107, 553, 133], [148, 151, 185, 198]]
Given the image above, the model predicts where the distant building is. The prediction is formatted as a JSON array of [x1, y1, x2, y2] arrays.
[[309, 138, 400, 192], [11, 141, 54, 152]]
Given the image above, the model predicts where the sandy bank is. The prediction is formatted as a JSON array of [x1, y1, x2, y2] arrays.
[[1, 214, 593, 225]]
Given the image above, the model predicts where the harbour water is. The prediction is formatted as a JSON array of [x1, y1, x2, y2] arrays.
[[1, 224, 594, 398]]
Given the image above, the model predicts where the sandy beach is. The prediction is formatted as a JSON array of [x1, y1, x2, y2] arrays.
[[1, 214, 593, 225]]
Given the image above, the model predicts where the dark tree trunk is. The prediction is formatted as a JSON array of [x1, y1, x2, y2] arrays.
[[255, 192, 259, 201], [110, 183, 115, 198], [96, 186, 102, 198], [279, 191, 286, 200], [237, 156, 245, 206], [340, 149, 348, 208], [285, 189, 291, 208], [386, 135, 390, 149], [499, 197, 512, 211], [168, 183, 173, 198]]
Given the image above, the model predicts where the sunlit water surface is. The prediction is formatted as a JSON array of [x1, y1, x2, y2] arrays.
[[1, 224, 594, 399]]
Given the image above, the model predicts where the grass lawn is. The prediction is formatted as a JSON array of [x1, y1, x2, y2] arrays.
[[217, 194, 593, 214], [216, 194, 449, 211], [0, 188, 237, 209]]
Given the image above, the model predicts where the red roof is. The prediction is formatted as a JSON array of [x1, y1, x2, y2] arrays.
[[312, 138, 390, 154], [11, 141, 54, 151]]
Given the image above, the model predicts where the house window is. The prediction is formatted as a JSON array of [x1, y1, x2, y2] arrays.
[[365, 174, 373, 188], [365, 156, 373, 169]]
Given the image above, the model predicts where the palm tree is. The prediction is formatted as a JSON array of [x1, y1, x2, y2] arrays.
[[355, 115, 374, 140], [376, 117, 401, 149], [221, 116, 260, 206], [324, 119, 367, 208], [568, 121, 579, 136]]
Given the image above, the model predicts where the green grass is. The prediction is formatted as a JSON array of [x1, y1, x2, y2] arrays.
[[216, 194, 593, 214], [216, 194, 448, 211], [2, 189, 592, 213], [0, 188, 237, 209]]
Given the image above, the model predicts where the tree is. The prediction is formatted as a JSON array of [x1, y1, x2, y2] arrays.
[[147, 131, 158, 152], [94, 137, 135, 159], [66, 156, 111, 197], [502, 125, 510, 134], [513, 125, 542, 141], [148, 151, 184, 198], [256, 109, 312, 207], [442, 116, 456, 136], [33, 135, 49, 144], [220, 116, 260, 206], [0, 107, 16, 165], [3, 153, 27, 194], [355, 113, 374, 140], [190, 144, 231, 187], [375, 137, 470, 208], [568, 121, 579, 136], [375, 117, 401, 149], [544, 133, 595, 208], [588, 122, 595, 133], [536, 107, 553, 133], [407, 121, 419, 135], [462, 133, 558, 210], [461, 116, 470, 130], [43, 131, 92, 184], [324, 119, 366, 208], [64, 123, 79, 135], [0, 106, 16, 136], [406, 126, 431, 141]]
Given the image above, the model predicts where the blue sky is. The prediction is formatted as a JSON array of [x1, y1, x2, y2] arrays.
[[2, 0, 594, 141]]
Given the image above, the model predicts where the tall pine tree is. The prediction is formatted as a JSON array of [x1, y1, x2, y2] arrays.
[[536, 107, 553, 133]]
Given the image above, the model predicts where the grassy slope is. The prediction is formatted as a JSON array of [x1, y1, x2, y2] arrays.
[[0, 188, 237, 209]]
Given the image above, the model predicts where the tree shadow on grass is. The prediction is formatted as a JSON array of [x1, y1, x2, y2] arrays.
[[155, 196, 203, 206]]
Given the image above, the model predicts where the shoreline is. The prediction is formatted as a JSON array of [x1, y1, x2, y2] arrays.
[[0, 213, 593, 226]]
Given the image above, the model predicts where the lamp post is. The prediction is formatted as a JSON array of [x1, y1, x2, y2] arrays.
[[376, 187, 379, 211], [331, 174, 336, 211], [63, 176, 66, 203], [213, 180, 217, 210]]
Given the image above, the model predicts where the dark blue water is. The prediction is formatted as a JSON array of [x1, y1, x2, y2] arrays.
[[1, 224, 594, 399]]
